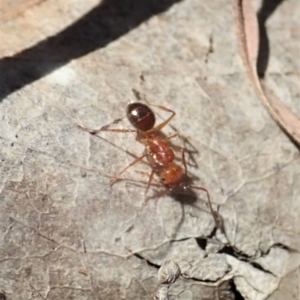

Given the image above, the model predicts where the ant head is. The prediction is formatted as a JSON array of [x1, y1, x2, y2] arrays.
[[160, 165, 183, 185], [127, 102, 155, 132]]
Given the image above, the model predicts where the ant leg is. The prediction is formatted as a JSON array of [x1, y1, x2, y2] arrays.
[[150, 105, 176, 132], [145, 169, 155, 196], [163, 133, 179, 141], [78, 118, 136, 135], [78, 124, 136, 135], [110, 154, 146, 185], [190, 185, 220, 229]]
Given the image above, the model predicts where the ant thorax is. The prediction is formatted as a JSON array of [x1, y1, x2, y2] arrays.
[[146, 137, 175, 165]]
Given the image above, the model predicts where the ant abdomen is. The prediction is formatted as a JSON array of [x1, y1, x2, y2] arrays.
[[147, 137, 175, 166], [126, 102, 155, 132], [160, 165, 183, 185]]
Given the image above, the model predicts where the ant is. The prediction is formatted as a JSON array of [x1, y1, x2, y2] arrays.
[[78, 102, 219, 227]]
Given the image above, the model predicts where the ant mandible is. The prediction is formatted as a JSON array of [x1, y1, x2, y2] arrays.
[[78, 102, 219, 227]]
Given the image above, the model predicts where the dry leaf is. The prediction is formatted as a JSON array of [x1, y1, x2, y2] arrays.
[[232, 0, 300, 145]]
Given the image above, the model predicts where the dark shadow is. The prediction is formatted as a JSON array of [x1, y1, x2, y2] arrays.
[[195, 237, 207, 250], [0, 0, 183, 101], [229, 279, 245, 300], [257, 0, 286, 78], [126, 169, 221, 231]]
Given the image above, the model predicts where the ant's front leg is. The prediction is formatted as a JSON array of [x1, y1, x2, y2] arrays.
[[150, 105, 176, 132], [78, 118, 136, 135]]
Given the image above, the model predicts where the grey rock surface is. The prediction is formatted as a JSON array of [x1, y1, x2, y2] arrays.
[[0, 0, 299, 299]]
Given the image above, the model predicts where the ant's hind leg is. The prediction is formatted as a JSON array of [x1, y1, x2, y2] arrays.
[[190, 185, 220, 229], [110, 154, 146, 185]]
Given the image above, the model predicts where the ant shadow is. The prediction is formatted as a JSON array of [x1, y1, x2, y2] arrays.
[[128, 178, 219, 244], [0, 0, 184, 101]]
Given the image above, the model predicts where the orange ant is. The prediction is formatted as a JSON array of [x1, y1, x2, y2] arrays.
[[78, 102, 219, 227]]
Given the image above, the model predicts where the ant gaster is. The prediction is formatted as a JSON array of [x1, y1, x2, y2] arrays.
[[78, 102, 219, 227]]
